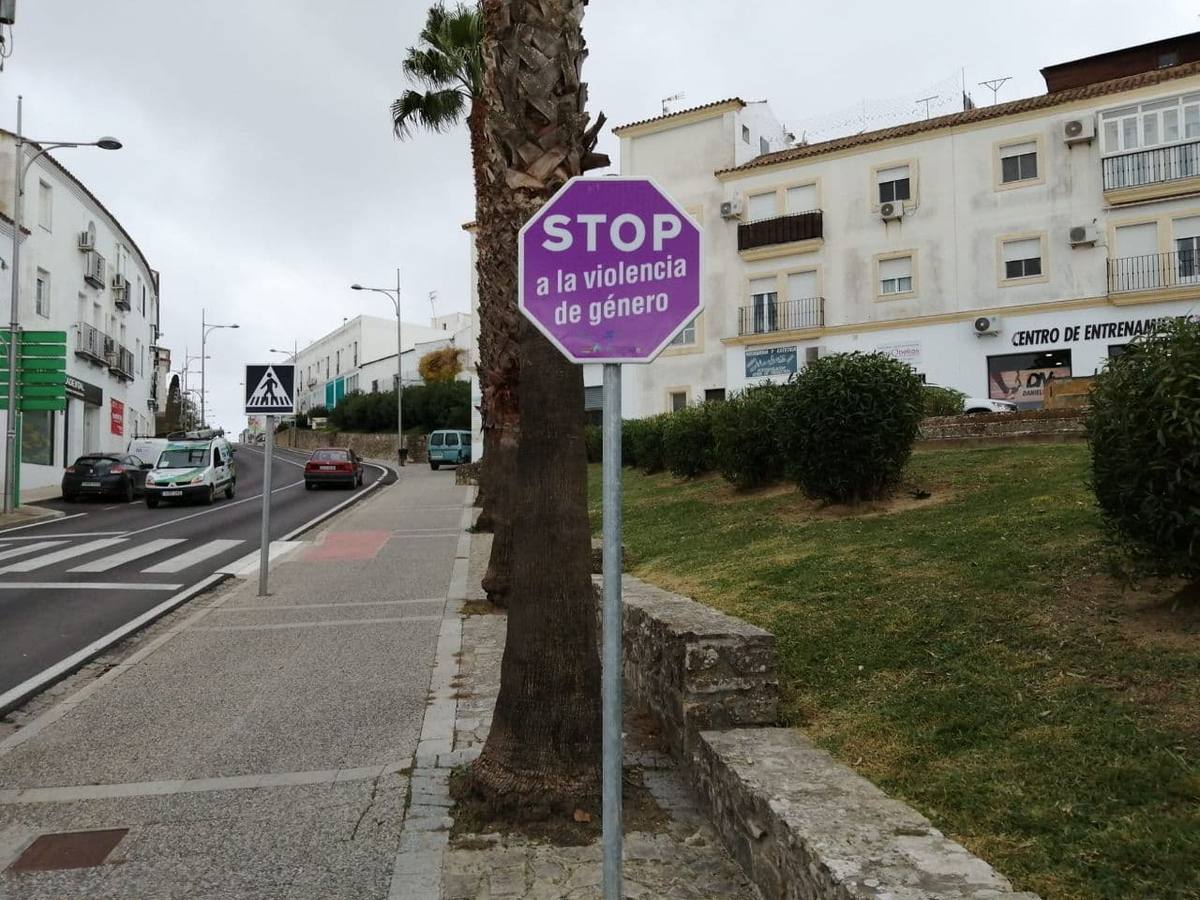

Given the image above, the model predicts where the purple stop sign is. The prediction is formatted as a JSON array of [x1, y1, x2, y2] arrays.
[[519, 176, 702, 364]]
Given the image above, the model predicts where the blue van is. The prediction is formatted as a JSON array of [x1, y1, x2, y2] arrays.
[[427, 430, 471, 470]]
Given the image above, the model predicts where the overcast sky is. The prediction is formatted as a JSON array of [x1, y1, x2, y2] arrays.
[[2, 0, 1195, 429]]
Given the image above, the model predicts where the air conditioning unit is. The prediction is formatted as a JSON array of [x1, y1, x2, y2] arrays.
[[804, 345, 827, 364], [972, 315, 1002, 336], [880, 200, 905, 222], [1063, 117, 1095, 145], [77, 230, 95, 251], [719, 197, 743, 219], [1068, 224, 1099, 247], [83, 251, 107, 289], [112, 275, 131, 309]]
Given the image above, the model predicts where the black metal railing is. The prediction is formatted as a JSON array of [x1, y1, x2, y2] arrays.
[[737, 297, 825, 335], [1102, 141, 1200, 192], [1108, 250, 1200, 294], [107, 342, 135, 380], [74, 322, 110, 364], [737, 209, 823, 252]]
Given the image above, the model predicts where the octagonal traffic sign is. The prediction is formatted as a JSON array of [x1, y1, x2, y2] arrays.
[[518, 176, 702, 364]]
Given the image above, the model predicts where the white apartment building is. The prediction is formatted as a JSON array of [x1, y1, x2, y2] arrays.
[[0, 131, 164, 494], [608, 33, 1200, 415], [292, 312, 472, 414]]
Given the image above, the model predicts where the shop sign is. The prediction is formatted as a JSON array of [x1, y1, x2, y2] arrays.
[[745, 346, 797, 378], [990, 366, 1070, 405], [874, 340, 922, 363], [65, 375, 103, 406], [1010, 314, 1191, 348], [110, 398, 125, 436]]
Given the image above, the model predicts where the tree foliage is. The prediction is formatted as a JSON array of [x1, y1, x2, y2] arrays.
[[710, 383, 789, 488], [418, 346, 466, 383], [326, 381, 469, 435]]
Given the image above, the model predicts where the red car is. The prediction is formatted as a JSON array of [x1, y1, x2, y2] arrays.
[[304, 448, 364, 489]]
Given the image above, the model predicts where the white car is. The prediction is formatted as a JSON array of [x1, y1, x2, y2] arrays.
[[926, 383, 1017, 414]]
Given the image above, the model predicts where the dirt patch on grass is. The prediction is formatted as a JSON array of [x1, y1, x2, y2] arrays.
[[449, 765, 667, 847], [1060, 574, 1199, 651], [461, 599, 505, 616], [709, 481, 798, 503], [775, 484, 956, 522]]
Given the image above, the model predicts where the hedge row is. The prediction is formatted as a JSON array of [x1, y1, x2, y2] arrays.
[[606, 352, 926, 502]]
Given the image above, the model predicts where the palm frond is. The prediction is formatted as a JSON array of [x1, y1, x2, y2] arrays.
[[391, 88, 468, 139], [401, 46, 460, 90]]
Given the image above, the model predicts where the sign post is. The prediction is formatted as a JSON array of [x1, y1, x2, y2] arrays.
[[518, 176, 701, 900], [2, 330, 67, 512], [245, 363, 295, 597]]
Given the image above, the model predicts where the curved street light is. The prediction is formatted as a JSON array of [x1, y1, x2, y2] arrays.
[[351, 268, 404, 464], [4, 95, 122, 513], [199, 311, 238, 428]]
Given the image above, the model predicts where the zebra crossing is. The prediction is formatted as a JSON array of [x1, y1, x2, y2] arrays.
[[0, 535, 247, 580]]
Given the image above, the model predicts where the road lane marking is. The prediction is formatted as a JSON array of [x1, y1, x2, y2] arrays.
[[0, 512, 87, 536], [121, 480, 304, 537], [217, 541, 304, 577], [238, 444, 308, 469], [0, 582, 183, 591], [0, 532, 125, 540], [68, 538, 187, 573], [0, 541, 67, 563], [0, 538, 127, 574], [141, 539, 244, 574]]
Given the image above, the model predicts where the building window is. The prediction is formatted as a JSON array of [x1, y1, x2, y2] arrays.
[[741, 125, 750, 144], [747, 192, 776, 222], [704, 388, 726, 403], [1002, 237, 1043, 280], [669, 391, 687, 412], [669, 319, 697, 346], [22, 410, 54, 465], [759, 136, 770, 156], [786, 183, 817, 213], [876, 164, 911, 204], [749, 276, 778, 332], [37, 181, 52, 231], [371, 379, 379, 393], [879, 255, 913, 295], [987, 349, 1072, 409], [35, 269, 50, 318], [1000, 141, 1038, 183], [1177, 234, 1200, 279], [140, 282, 147, 317], [353, 341, 358, 366], [1101, 92, 1200, 155]]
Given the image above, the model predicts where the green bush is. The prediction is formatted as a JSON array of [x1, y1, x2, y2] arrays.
[[778, 352, 925, 503], [625, 415, 668, 474], [584, 424, 603, 463], [1088, 317, 1200, 579], [662, 402, 713, 478], [923, 385, 965, 418], [325, 381, 470, 434], [711, 383, 789, 489]]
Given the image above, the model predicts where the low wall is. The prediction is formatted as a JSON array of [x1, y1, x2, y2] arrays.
[[618, 576, 1042, 899], [918, 407, 1085, 447], [277, 429, 428, 463]]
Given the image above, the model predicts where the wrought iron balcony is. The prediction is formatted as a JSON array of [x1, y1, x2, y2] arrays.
[[1102, 141, 1200, 192], [737, 296, 825, 336], [74, 322, 110, 365], [1108, 250, 1200, 294], [738, 209, 823, 252], [107, 342, 135, 381]]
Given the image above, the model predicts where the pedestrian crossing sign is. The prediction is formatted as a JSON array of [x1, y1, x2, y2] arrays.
[[244, 364, 295, 414]]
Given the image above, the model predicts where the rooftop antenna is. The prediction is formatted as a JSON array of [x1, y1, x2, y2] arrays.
[[661, 92, 685, 115], [915, 95, 938, 119], [428, 290, 438, 322], [978, 77, 1012, 105]]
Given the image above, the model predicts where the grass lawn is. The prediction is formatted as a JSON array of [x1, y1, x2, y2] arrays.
[[588, 444, 1199, 900]]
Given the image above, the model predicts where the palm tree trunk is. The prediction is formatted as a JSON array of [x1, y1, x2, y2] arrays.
[[464, 0, 607, 813]]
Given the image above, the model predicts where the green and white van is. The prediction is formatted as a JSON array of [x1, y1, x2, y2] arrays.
[[144, 429, 237, 507]]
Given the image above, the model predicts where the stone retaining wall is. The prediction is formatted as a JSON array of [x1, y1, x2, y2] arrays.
[[919, 407, 1085, 446], [279, 429, 428, 463], [617, 576, 778, 757]]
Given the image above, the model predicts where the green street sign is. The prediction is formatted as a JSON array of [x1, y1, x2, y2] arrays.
[[16, 345, 66, 358], [18, 385, 66, 399], [0, 397, 67, 411], [1, 357, 67, 374], [19, 331, 67, 344], [3, 371, 68, 386]]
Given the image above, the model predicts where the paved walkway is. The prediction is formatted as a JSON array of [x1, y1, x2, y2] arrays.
[[0, 466, 469, 899]]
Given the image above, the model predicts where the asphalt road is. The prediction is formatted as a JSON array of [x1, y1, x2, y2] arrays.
[[0, 443, 392, 698]]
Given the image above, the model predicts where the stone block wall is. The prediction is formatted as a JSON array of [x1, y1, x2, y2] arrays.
[[618, 576, 778, 757], [279, 429, 428, 463], [918, 408, 1085, 446]]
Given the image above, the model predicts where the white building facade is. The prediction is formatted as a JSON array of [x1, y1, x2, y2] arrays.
[[608, 38, 1200, 415], [0, 131, 164, 495]]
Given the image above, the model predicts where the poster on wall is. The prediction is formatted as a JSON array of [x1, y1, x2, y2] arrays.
[[874, 340, 922, 365], [110, 398, 125, 436], [745, 346, 798, 379]]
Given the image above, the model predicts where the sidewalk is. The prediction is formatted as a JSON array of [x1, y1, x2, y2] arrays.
[[0, 466, 470, 899]]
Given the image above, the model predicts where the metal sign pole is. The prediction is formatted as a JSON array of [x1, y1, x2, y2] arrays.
[[259, 414, 274, 597], [601, 361, 623, 900]]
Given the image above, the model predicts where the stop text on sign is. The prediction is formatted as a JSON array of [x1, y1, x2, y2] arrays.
[[519, 177, 702, 364]]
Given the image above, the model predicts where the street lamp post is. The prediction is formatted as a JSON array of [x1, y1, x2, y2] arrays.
[[199, 308, 238, 430], [351, 268, 404, 466], [268, 342, 299, 447], [3, 94, 122, 513]]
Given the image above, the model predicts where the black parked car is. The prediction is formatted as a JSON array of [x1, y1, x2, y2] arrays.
[[62, 454, 152, 502]]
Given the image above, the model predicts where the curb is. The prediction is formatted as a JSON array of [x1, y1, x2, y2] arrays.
[[0, 457, 397, 719]]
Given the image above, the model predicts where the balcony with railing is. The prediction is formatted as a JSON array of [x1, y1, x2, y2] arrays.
[[74, 322, 110, 366], [107, 342, 135, 381], [1108, 250, 1200, 295], [1102, 141, 1200, 197], [737, 296, 825, 336], [738, 209, 823, 253]]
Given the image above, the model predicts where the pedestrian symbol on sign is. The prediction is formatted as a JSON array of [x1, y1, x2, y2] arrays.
[[244, 364, 295, 414]]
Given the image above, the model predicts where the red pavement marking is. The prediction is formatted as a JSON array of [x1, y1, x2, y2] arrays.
[[302, 530, 390, 561]]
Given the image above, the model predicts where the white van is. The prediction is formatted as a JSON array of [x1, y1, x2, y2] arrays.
[[126, 437, 170, 468], [143, 429, 237, 507]]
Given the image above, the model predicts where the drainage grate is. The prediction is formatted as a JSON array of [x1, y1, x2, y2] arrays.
[[8, 829, 128, 871]]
